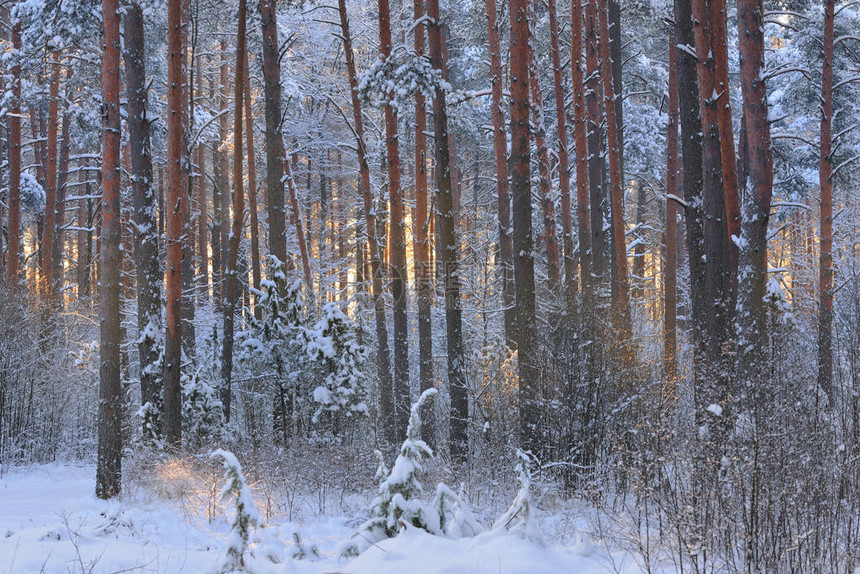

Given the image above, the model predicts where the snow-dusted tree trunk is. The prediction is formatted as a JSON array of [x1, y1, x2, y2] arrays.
[[736, 0, 774, 392], [164, 0, 186, 446], [5, 17, 21, 290], [126, 0, 162, 441], [585, 0, 608, 289], [528, 21, 561, 293], [376, 0, 411, 440], [97, 0, 123, 497], [196, 55, 209, 301], [571, 0, 592, 307], [52, 98, 71, 298], [221, 0, 247, 423], [664, 34, 680, 387], [596, 0, 631, 343], [427, 0, 468, 461], [260, 0, 286, 270], [337, 0, 394, 443], [511, 0, 539, 454], [244, 52, 261, 320], [41, 53, 60, 299], [485, 0, 515, 348], [818, 0, 835, 402], [548, 0, 575, 308], [413, 0, 435, 445]]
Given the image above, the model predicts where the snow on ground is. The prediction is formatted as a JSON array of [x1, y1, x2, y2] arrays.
[[0, 464, 667, 573]]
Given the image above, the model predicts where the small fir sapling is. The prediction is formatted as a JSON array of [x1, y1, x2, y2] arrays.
[[493, 449, 537, 539], [211, 449, 262, 573], [340, 389, 437, 557], [308, 302, 370, 422]]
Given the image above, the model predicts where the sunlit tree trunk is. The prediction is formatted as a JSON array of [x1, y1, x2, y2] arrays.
[[97, 0, 123, 498], [196, 55, 209, 301], [377, 0, 411, 439], [337, 0, 394, 441], [283, 154, 313, 293], [244, 52, 261, 319], [221, 0, 247, 423], [163, 0, 186, 446], [180, 0, 195, 363], [414, 0, 435, 445], [664, 34, 680, 387], [218, 41, 231, 304], [52, 100, 71, 301]]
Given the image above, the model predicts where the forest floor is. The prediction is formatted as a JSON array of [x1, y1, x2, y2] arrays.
[[0, 463, 672, 573]]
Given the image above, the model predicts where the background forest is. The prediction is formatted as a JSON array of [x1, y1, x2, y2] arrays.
[[1, 0, 860, 571]]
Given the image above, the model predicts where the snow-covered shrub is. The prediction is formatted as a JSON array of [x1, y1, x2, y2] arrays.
[[493, 449, 537, 539], [211, 449, 262, 573], [432, 483, 484, 539], [307, 302, 369, 427]]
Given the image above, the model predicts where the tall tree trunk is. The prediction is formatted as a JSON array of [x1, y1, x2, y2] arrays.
[[571, 0, 592, 307], [126, 0, 162, 442], [549, 0, 575, 308], [711, 0, 741, 295], [52, 103, 71, 300], [674, 0, 706, 377], [736, 0, 773, 401], [585, 0, 608, 290], [283, 154, 314, 293], [511, 0, 539, 454], [692, 0, 732, 376], [337, 0, 394, 442], [377, 0, 410, 440], [414, 0, 435, 445], [42, 54, 60, 299], [485, 0, 515, 348], [529, 28, 561, 293], [664, 34, 680, 387], [5, 18, 21, 290], [428, 0, 468, 461], [260, 0, 286, 271], [97, 0, 123, 498], [196, 55, 209, 302], [181, 0, 195, 365], [218, 41, 231, 304], [77, 160, 92, 300], [244, 52, 261, 319], [608, 0, 623, 173], [597, 0, 631, 341], [818, 0, 835, 403], [222, 0, 247, 423], [163, 0, 186, 446]]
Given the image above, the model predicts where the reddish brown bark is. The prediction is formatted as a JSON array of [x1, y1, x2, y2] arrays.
[[549, 0, 575, 306], [737, 0, 774, 391], [337, 0, 394, 440], [585, 0, 608, 285], [571, 0, 592, 304], [664, 35, 680, 385], [283, 154, 313, 292], [97, 0, 123, 498], [5, 19, 21, 289], [485, 0, 515, 346], [163, 0, 186, 446], [529, 33, 561, 292], [414, 0, 434, 442], [818, 0, 835, 401], [596, 0, 631, 338], [244, 52, 261, 319], [511, 0, 540, 453], [218, 41, 231, 300]]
